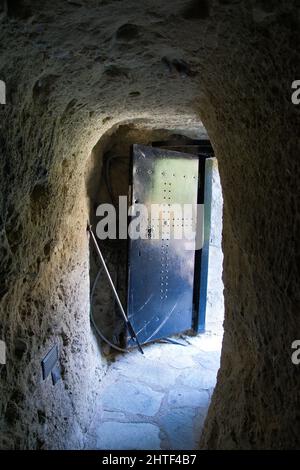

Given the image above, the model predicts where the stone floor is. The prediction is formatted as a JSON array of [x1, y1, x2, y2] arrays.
[[85, 331, 222, 450]]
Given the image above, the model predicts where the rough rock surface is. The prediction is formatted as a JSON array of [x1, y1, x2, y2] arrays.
[[0, 0, 299, 450]]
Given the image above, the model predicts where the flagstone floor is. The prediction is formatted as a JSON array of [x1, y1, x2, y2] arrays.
[[85, 329, 222, 450]]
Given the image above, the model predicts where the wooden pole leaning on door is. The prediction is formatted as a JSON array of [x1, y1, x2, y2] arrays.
[[87, 224, 144, 355]]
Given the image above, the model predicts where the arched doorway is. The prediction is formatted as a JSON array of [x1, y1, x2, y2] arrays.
[[84, 120, 224, 449]]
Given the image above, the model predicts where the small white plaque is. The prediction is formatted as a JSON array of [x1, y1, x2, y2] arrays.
[[0, 80, 6, 105], [0, 340, 6, 364]]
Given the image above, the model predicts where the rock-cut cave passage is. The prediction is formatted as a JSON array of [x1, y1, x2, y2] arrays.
[[0, 0, 299, 451]]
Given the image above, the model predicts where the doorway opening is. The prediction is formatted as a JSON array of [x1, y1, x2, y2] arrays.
[[85, 121, 224, 449]]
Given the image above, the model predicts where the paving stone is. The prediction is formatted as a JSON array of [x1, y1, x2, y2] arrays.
[[168, 388, 210, 408], [112, 359, 181, 388], [95, 422, 161, 450], [157, 408, 198, 450], [102, 380, 164, 417], [193, 409, 207, 439], [158, 348, 197, 369], [193, 350, 221, 370], [179, 367, 217, 389]]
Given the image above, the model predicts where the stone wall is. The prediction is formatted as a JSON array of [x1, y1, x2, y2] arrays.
[[205, 160, 224, 337]]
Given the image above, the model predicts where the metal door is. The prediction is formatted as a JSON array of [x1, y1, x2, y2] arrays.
[[126, 144, 199, 346], [151, 139, 214, 334]]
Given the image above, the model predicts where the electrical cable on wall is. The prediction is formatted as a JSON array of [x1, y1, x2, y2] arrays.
[[88, 224, 144, 354], [89, 153, 131, 353], [90, 267, 128, 353]]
